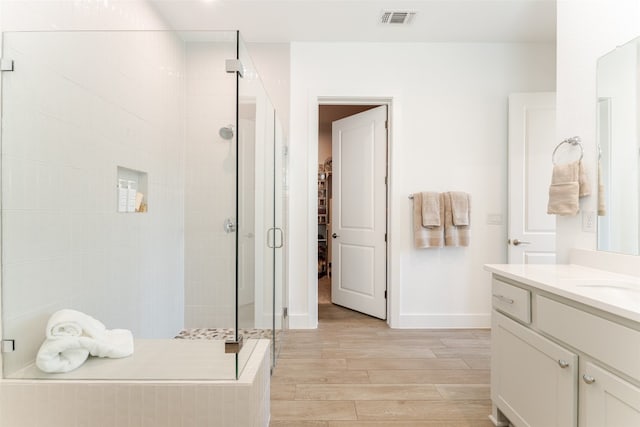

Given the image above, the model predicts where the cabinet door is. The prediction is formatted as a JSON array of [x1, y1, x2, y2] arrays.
[[580, 361, 640, 427], [492, 311, 578, 427]]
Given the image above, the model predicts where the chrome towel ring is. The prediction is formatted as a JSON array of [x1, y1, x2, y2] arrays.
[[552, 136, 583, 165]]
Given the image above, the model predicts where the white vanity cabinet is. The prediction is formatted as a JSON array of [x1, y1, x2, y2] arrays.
[[487, 270, 640, 427], [580, 361, 640, 427], [492, 311, 577, 427]]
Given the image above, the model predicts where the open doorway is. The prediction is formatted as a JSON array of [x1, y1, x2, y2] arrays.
[[317, 104, 387, 319]]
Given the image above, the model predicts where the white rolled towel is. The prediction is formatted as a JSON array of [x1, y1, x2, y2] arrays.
[[81, 329, 134, 359], [36, 337, 90, 373], [46, 309, 107, 339], [36, 330, 134, 373]]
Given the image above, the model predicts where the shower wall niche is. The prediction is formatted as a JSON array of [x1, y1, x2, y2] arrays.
[[0, 30, 287, 382]]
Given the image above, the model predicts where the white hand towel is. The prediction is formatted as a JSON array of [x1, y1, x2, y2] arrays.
[[46, 309, 107, 339], [413, 192, 444, 248], [420, 192, 441, 227], [578, 160, 591, 197], [449, 192, 470, 226], [444, 192, 470, 247], [598, 159, 606, 216], [36, 337, 90, 373], [547, 161, 580, 216]]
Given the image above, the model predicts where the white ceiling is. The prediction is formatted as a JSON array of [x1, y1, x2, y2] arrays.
[[151, 0, 557, 43]]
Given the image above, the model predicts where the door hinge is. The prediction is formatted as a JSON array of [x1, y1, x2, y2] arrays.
[[1, 339, 15, 353], [1, 59, 14, 72], [384, 120, 388, 129], [384, 176, 388, 185], [283, 307, 288, 318], [384, 290, 387, 299], [384, 233, 387, 242], [225, 334, 244, 354]]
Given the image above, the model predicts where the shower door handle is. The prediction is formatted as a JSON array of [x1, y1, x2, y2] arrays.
[[267, 228, 275, 248], [274, 227, 284, 248]]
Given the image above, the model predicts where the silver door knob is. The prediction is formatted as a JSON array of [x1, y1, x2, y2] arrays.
[[512, 239, 531, 246], [332, 233, 339, 238], [582, 374, 596, 384], [558, 360, 569, 369]]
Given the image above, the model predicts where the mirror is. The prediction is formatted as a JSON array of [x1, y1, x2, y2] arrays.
[[596, 36, 640, 255]]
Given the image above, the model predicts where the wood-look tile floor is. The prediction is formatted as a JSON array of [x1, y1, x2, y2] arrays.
[[270, 303, 493, 426]]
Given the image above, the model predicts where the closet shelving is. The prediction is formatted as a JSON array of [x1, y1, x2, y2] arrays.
[[318, 165, 330, 277]]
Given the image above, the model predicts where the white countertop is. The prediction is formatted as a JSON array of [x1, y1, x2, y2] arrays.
[[484, 264, 640, 324]]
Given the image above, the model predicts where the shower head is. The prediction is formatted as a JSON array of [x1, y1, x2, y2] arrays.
[[219, 125, 234, 140]]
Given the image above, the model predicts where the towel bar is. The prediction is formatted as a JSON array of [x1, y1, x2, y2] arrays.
[[408, 194, 414, 199], [552, 136, 583, 165]]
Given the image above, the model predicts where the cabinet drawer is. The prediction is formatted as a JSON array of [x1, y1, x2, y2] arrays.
[[492, 278, 531, 324], [537, 295, 640, 381]]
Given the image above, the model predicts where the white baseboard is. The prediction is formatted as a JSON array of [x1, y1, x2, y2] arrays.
[[395, 313, 491, 329], [287, 312, 489, 329], [287, 313, 316, 329]]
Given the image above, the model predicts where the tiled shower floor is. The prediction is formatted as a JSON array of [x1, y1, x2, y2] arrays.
[[176, 328, 274, 341]]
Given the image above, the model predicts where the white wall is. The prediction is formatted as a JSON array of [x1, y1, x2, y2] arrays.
[[556, 0, 640, 261], [0, 1, 186, 375], [288, 42, 556, 328], [246, 42, 291, 134]]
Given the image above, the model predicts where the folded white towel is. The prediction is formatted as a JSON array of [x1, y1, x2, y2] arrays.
[[449, 192, 470, 226], [81, 329, 134, 359], [547, 160, 591, 216], [420, 192, 441, 227], [36, 330, 134, 374], [578, 160, 591, 197], [36, 337, 90, 373], [37, 310, 135, 373], [413, 192, 444, 248], [46, 309, 107, 339], [598, 159, 606, 216], [444, 192, 470, 247]]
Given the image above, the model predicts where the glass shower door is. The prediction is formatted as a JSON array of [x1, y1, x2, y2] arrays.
[[236, 35, 285, 368]]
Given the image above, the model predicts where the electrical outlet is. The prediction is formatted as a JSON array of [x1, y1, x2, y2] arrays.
[[582, 210, 596, 233]]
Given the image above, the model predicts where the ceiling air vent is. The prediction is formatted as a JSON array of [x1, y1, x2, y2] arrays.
[[380, 11, 416, 25]]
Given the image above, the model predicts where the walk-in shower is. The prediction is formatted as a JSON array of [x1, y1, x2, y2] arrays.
[[0, 30, 287, 381]]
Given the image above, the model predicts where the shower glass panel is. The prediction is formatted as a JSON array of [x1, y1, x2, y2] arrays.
[[274, 115, 288, 364], [0, 30, 275, 381], [237, 36, 287, 368]]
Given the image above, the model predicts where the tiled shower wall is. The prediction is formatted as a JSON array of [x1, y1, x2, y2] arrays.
[[184, 40, 238, 329], [1, 31, 186, 375]]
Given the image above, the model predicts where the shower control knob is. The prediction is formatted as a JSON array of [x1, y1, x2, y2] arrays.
[[332, 233, 339, 239]]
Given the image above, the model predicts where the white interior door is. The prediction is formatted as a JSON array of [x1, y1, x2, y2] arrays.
[[508, 93, 557, 264], [331, 105, 387, 319]]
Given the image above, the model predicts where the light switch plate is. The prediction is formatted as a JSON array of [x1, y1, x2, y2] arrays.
[[487, 214, 503, 225]]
